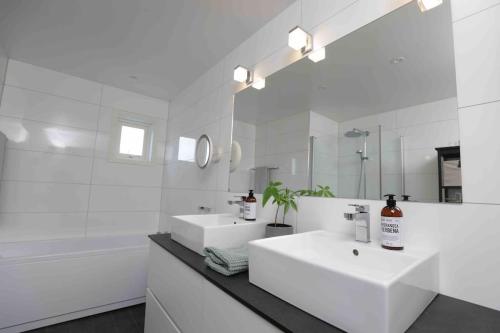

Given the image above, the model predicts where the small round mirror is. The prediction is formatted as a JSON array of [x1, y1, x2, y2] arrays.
[[195, 134, 212, 168]]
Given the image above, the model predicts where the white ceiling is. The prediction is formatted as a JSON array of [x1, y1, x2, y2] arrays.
[[235, 1, 457, 125], [0, 0, 295, 101]]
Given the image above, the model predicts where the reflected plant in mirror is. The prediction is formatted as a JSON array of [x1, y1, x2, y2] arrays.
[[229, 1, 461, 204], [297, 185, 335, 198]]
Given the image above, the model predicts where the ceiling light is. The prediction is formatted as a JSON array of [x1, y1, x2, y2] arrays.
[[233, 66, 253, 84], [417, 0, 443, 12], [288, 26, 313, 54], [252, 78, 266, 90], [308, 47, 325, 63]]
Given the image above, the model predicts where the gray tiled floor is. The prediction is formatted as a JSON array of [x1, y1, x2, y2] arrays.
[[26, 304, 145, 333]]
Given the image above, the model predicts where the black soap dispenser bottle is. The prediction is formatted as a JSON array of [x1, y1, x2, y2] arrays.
[[381, 194, 404, 250]]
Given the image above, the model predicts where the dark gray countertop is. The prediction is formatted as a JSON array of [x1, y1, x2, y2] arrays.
[[149, 233, 500, 333]]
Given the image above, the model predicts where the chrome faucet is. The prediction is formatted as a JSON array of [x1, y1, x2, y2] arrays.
[[227, 196, 246, 219], [344, 204, 370, 243]]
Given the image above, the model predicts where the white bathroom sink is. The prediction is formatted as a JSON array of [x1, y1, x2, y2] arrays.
[[248, 230, 439, 333], [171, 214, 269, 255]]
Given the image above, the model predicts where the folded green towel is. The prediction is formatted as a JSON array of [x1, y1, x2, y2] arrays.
[[203, 246, 248, 276], [204, 257, 247, 276]]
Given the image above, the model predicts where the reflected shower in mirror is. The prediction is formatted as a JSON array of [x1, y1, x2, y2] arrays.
[[230, 1, 461, 203]]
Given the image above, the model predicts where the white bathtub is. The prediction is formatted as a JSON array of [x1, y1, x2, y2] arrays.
[[0, 234, 150, 333]]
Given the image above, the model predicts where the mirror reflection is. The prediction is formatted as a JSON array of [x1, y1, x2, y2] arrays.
[[230, 1, 461, 203]]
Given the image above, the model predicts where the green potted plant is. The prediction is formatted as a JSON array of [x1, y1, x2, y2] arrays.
[[262, 181, 297, 237], [297, 185, 335, 198]]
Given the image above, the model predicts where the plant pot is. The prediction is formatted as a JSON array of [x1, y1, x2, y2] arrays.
[[265, 223, 294, 238]]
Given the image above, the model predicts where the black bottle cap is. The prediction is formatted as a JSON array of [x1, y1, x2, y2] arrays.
[[384, 194, 397, 207], [248, 190, 254, 196], [402, 195, 411, 201]]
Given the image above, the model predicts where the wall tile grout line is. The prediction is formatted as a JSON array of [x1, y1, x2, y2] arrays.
[[84, 85, 104, 238], [0, 113, 100, 133], [0, 179, 163, 188], [2, 83, 103, 107], [457, 98, 500, 110], [157, 115, 170, 231], [452, 2, 500, 24], [2, 146, 168, 163], [2, 146, 95, 159], [0, 210, 161, 215], [3, 83, 170, 115], [308, 0, 359, 32]]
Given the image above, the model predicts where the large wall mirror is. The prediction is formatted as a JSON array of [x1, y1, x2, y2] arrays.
[[230, 1, 461, 204]]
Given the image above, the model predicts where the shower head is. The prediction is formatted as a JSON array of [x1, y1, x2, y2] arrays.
[[344, 128, 369, 138]]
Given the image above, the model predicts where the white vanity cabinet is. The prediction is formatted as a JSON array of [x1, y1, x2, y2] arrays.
[[145, 289, 181, 333], [145, 241, 282, 333]]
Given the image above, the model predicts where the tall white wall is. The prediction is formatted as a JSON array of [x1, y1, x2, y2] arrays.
[[231, 111, 338, 194], [452, 0, 500, 204], [229, 120, 256, 193], [0, 60, 169, 242], [162, 0, 500, 311], [255, 112, 310, 191]]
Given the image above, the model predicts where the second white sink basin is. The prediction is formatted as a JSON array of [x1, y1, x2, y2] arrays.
[[249, 230, 439, 333], [171, 214, 268, 255]]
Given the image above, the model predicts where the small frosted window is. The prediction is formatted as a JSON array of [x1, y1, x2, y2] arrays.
[[119, 125, 145, 156], [178, 136, 196, 162], [109, 110, 158, 164]]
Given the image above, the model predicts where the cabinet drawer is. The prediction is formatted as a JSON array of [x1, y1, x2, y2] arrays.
[[148, 242, 203, 333], [145, 288, 181, 333]]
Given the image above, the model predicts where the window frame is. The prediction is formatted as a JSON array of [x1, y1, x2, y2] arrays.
[[109, 110, 157, 165]]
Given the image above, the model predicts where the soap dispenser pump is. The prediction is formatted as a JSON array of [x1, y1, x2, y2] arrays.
[[381, 194, 404, 250]]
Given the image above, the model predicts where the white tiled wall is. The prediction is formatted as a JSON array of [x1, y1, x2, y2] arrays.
[[0, 60, 169, 242], [229, 120, 256, 193], [452, 0, 500, 204], [452, 2, 500, 108], [161, 0, 500, 311], [255, 112, 310, 191], [451, 0, 500, 21], [446, 0, 500, 309]]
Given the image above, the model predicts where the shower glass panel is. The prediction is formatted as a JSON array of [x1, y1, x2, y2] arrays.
[[310, 134, 339, 194], [312, 125, 381, 200]]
